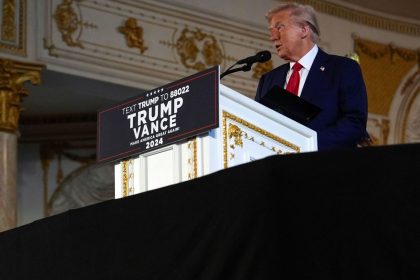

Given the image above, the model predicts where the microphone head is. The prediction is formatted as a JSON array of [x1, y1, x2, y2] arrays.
[[257, 50, 271, 63]]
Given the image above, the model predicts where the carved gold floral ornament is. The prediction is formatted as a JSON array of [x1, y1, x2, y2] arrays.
[[228, 123, 243, 148], [118, 18, 148, 54], [175, 28, 223, 71], [53, 0, 97, 49], [54, 0, 83, 48]]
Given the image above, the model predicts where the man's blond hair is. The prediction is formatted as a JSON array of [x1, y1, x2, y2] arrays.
[[266, 2, 320, 43]]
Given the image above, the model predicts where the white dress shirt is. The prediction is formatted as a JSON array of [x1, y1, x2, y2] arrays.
[[285, 45, 319, 97]]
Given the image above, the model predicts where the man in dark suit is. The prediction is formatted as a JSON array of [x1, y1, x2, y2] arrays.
[[255, 3, 368, 151]]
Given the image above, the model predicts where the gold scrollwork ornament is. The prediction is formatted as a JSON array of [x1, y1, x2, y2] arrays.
[[176, 28, 223, 71], [228, 123, 243, 148], [53, 0, 95, 49], [119, 18, 148, 54], [54, 0, 83, 48]]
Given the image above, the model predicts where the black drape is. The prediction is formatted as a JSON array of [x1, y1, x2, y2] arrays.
[[1, 144, 419, 279]]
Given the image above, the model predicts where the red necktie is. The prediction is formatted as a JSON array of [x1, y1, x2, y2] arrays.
[[286, 62, 303, 96]]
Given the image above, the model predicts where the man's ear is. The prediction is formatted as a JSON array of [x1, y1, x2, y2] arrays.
[[301, 24, 311, 39]]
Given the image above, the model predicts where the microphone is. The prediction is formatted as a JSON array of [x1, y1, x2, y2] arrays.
[[220, 50, 271, 79], [237, 50, 271, 65]]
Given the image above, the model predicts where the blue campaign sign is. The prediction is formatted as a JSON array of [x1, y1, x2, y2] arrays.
[[97, 66, 219, 163]]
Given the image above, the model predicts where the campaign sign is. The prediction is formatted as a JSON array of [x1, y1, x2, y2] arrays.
[[97, 66, 219, 163]]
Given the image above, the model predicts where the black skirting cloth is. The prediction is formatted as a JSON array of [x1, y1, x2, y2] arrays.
[[1, 143, 419, 279]]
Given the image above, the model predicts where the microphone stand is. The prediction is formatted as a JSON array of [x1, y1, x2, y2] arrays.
[[220, 63, 252, 79]]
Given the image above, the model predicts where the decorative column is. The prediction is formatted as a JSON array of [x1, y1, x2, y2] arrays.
[[0, 59, 42, 232]]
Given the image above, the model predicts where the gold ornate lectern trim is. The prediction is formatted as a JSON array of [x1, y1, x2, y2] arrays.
[[222, 111, 300, 168], [121, 160, 128, 197], [121, 158, 135, 197], [187, 138, 198, 179]]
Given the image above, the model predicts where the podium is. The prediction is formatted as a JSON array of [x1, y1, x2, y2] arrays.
[[113, 83, 317, 198]]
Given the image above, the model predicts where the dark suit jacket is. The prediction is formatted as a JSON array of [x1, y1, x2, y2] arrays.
[[255, 48, 368, 151]]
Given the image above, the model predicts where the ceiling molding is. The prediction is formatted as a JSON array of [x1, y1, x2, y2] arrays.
[[293, 0, 420, 37]]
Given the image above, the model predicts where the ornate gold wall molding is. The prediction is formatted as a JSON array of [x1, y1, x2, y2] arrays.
[[1, 0, 16, 41], [0, 0, 25, 56], [0, 59, 43, 133], [118, 17, 148, 54], [53, 0, 97, 49], [354, 37, 418, 115], [293, 0, 420, 37], [160, 28, 223, 71], [42, 0, 273, 97]]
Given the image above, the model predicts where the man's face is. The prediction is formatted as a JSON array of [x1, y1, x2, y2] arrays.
[[268, 10, 304, 61]]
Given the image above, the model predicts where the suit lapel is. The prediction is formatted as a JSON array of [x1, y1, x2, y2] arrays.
[[301, 49, 330, 102], [276, 64, 289, 89]]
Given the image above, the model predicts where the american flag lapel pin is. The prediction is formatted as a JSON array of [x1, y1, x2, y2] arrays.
[[320, 66, 325, 71]]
